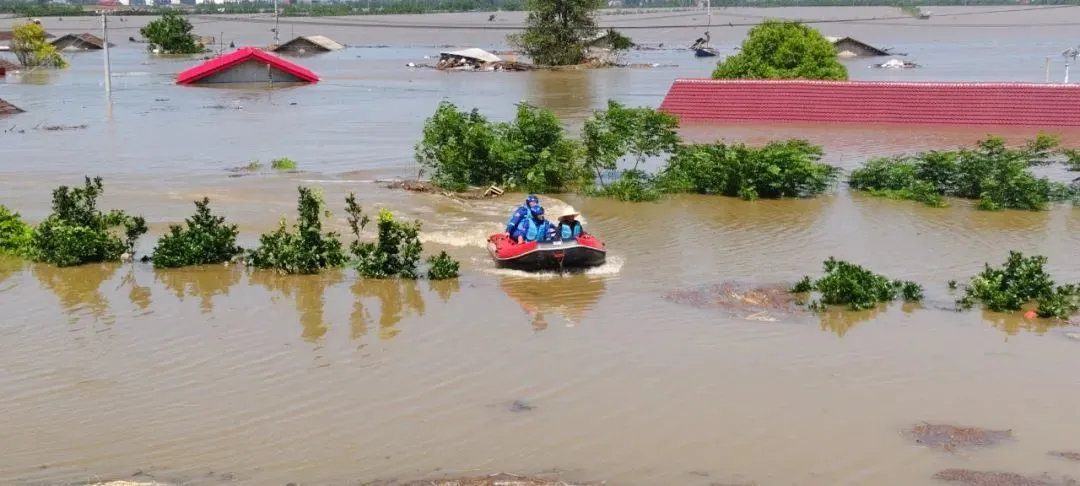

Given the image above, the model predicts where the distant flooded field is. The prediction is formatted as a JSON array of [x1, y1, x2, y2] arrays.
[[3, 7, 1080, 486]]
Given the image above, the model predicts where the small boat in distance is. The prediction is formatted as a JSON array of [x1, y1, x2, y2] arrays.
[[694, 47, 719, 57], [487, 233, 607, 272]]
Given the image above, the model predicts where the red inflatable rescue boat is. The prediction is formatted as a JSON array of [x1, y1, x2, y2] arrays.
[[487, 233, 607, 272]]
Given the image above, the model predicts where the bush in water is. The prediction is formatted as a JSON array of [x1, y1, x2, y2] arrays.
[[426, 251, 460, 280], [347, 195, 422, 279], [415, 101, 589, 193], [582, 99, 681, 196], [0, 205, 33, 257], [657, 139, 840, 200], [955, 251, 1080, 320], [270, 157, 297, 171], [30, 176, 148, 267], [346, 193, 460, 280], [791, 257, 923, 311], [151, 197, 243, 268], [848, 135, 1075, 211], [247, 186, 348, 275]]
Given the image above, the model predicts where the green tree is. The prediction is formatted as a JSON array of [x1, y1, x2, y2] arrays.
[[140, 11, 205, 54], [11, 22, 67, 68], [657, 139, 839, 200], [712, 20, 847, 81], [509, 0, 604, 66], [415, 101, 588, 193], [151, 197, 243, 268], [247, 186, 347, 275], [848, 135, 1072, 211], [0, 205, 33, 257], [582, 100, 681, 185], [31, 177, 148, 267]]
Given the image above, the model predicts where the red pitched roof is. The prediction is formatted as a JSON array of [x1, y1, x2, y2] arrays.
[[175, 47, 319, 85], [659, 79, 1080, 128]]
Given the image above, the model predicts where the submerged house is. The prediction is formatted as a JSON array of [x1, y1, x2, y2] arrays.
[[176, 47, 319, 85], [825, 36, 890, 57], [272, 35, 344, 56], [0, 98, 23, 116], [50, 33, 115, 50]]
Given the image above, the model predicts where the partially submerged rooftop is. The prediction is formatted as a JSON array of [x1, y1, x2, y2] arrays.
[[50, 32, 115, 50], [825, 36, 890, 57], [273, 35, 345, 55], [0, 98, 24, 116]]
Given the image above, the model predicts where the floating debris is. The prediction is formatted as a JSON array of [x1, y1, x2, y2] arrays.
[[664, 281, 805, 321], [361, 473, 597, 486], [874, 58, 920, 69], [1050, 451, 1080, 461], [933, 469, 1074, 486], [508, 399, 535, 412], [382, 179, 504, 200], [906, 423, 1013, 451], [39, 124, 87, 131]]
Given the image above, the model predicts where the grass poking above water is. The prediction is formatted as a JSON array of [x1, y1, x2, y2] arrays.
[[271, 157, 298, 171]]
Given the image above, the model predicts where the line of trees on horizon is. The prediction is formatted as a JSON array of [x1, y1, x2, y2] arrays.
[[3, 0, 1078, 18]]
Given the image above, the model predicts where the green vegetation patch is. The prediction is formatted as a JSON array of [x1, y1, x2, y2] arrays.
[[955, 251, 1080, 320], [0, 205, 33, 257], [792, 257, 923, 311], [712, 20, 847, 81], [30, 177, 148, 267], [246, 186, 348, 275], [658, 139, 840, 200], [151, 197, 243, 268], [849, 135, 1075, 211]]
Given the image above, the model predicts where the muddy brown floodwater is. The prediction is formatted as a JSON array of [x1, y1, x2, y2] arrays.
[[4, 6, 1080, 486]]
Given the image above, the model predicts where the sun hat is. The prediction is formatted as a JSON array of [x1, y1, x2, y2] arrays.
[[558, 211, 579, 221]]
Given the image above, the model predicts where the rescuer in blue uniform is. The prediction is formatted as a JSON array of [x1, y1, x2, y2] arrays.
[[513, 205, 555, 244], [505, 194, 540, 237]]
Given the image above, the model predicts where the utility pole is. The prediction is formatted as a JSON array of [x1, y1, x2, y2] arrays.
[[102, 12, 111, 96], [273, 0, 280, 43]]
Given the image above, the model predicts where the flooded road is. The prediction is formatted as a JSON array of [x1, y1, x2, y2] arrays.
[[3, 7, 1080, 486]]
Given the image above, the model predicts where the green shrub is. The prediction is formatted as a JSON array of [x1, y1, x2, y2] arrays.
[[657, 139, 839, 200], [956, 251, 1080, 319], [345, 193, 462, 280], [712, 20, 848, 81], [415, 101, 588, 193], [426, 251, 460, 280], [792, 257, 923, 311], [151, 197, 242, 268], [849, 135, 1074, 211], [31, 177, 148, 267], [0, 205, 33, 257], [247, 186, 347, 274], [270, 157, 297, 171], [582, 100, 681, 189]]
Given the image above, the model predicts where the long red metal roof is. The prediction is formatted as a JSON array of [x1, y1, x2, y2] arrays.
[[659, 79, 1080, 128], [175, 47, 319, 85]]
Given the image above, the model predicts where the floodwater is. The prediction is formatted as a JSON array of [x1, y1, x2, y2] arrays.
[[3, 7, 1080, 486]]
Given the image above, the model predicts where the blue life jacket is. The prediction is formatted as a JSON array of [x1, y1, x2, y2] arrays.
[[521, 217, 552, 242], [505, 204, 529, 233], [559, 221, 582, 240]]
